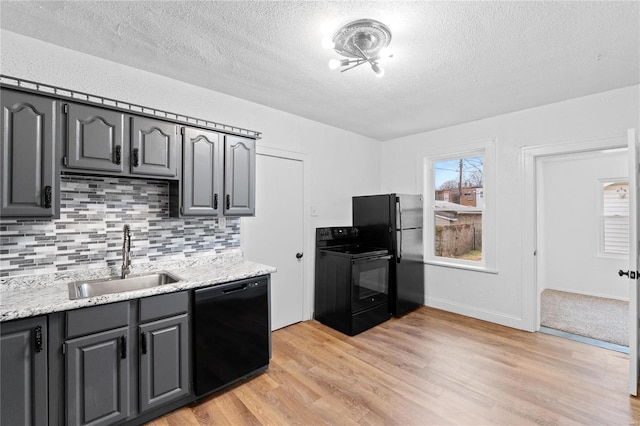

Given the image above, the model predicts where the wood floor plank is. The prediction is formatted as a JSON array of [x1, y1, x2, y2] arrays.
[[147, 306, 640, 425]]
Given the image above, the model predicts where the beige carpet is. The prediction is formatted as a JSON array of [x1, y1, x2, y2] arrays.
[[540, 289, 628, 347]]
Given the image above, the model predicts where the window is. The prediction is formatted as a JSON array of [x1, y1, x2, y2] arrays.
[[600, 180, 629, 256], [433, 156, 484, 261], [423, 140, 496, 272]]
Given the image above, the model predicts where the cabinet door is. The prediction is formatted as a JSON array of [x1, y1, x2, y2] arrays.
[[181, 127, 223, 216], [139, 314, 190, 412], [0, 316, 48, 426], [130, 116, 179, 178], [64, 103, 125, 173], [65, 327, 129, 426], [224, 135, 256, 216], [0, 89, 57, 217]]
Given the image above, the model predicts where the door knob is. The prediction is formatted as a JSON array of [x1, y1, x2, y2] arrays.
[[619, 270, 629, 277], [296, 252, 303, 259]]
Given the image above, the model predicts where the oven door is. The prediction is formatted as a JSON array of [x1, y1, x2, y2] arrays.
[[351, 255, 391, 313]]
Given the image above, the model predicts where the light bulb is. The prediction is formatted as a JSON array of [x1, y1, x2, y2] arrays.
[[371, 63, 384, 78], [378, 47, 394, 60], [322, 37, 335, 49], [328, 59, 341, 70]]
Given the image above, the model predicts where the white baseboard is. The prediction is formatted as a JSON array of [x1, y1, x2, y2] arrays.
[[425, 297, 527, 331]]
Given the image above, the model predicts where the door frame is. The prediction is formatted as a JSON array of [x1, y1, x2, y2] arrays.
[[254, 144, 313, 321], [522, 134, 629, 332]]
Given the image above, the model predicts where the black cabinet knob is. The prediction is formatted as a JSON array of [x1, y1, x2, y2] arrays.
[[34, 326, 43, 353], [43, 186, 52, 209], [296, 252, 303, 259], [114, 145, 122, 165]]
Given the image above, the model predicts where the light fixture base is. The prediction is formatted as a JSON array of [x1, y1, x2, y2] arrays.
[[332, 19, 392, 59]]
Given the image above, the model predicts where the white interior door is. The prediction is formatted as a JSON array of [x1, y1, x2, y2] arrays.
[[242, 153, 304, 331], [629, 128, 639, 396]]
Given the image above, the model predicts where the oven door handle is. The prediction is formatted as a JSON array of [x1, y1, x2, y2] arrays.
[[352, 255, 392, 264]]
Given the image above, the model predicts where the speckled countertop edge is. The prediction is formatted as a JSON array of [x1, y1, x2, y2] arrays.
[[0, 251, 277, 322]]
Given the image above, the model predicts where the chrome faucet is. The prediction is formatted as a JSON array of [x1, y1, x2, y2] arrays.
[[121, 224, 131, 279]]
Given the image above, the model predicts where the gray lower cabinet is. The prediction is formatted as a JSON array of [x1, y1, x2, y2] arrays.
[[139, 314, 190, 413], [63, 102, 126, 173], [224, 135, 255, 216], [0, 89, 58, 218], [65, 327, 130, 426], [63, 292, 190, 425], [130, 116, 179, 178], [179, 127, 223, 216], [0, 315, 48, 426]]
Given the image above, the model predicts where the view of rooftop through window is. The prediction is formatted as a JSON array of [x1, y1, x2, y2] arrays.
[[433, 156, 484, 261]]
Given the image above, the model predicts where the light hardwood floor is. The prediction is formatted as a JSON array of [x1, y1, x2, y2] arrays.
[[148, 306, 640, 425]]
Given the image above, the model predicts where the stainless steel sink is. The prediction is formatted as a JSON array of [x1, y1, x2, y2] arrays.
[[68, 272, 182, 300]]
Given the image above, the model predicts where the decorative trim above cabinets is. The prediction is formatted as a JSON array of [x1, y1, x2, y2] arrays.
[[0, 74, 261, 139]]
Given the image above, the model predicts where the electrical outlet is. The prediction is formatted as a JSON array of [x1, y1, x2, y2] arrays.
[[218, 217, 226, 228], [310, 205, 319, 217]]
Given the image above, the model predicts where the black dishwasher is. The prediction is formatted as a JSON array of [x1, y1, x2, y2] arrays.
[[193, 275, 271, 398]]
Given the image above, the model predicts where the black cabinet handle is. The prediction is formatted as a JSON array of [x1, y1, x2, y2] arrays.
[[114, 145, 122, 165], [34, 326, 43, 353], [296, 252, 304, 259], [132, 148, 139, 167], [140, 332, 147, 355], [43, 186, 52, 209], [619, 270, 630, 277], [214, 193, 218, 210], [120, 335, 127, 359], [226, 194, 231, 210]]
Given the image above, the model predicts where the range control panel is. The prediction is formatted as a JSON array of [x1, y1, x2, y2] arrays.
[[316, 227, 359, 242]]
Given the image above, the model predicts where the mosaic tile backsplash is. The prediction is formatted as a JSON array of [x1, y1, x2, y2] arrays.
[[0, 175, 240, 277]]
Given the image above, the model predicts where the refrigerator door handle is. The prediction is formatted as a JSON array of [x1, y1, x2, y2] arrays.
[[396, 198, 402, 262]]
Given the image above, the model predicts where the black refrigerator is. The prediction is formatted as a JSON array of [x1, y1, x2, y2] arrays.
[[352, 194, 424, 316]]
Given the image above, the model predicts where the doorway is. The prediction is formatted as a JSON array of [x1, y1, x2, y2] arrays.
[[536, 148, 629, 350], [241, 147, 306, 331]]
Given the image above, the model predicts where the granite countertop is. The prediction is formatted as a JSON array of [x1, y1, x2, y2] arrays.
[[0, 251, 276, 322]]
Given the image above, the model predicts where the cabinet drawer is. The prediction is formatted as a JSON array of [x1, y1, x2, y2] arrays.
[[139, 291, 188, 322], [66, 302, 130, 338]]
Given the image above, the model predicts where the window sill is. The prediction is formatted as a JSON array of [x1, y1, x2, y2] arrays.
[[594, 252, 628, 260], [425, 259, 499, 274]]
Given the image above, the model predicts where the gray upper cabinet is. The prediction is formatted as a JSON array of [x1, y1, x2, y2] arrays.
[[64, 103, 126, 173], [130, 116, 179, 178], [180, 127, 223, 216], [1, 89, 58, 218], [63, 104, 180, 179], [224, 135, 255, 216], [65, 327, 130, 426], [1, 316, 48, 426], [139, 314, 190, 413]]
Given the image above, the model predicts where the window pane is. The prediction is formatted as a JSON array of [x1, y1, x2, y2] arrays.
[[602, 181, 629, 255], [434, 156, 483, 261]]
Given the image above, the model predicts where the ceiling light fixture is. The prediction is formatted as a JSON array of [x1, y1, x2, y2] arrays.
[[322, 19, 393, 78]]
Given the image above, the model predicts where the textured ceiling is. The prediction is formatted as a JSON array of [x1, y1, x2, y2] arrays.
[[1, 1, 638, 141]]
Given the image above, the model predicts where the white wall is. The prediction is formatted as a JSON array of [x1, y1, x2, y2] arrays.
[[539, 151, 628, 300], [380, 85, 639, 330]]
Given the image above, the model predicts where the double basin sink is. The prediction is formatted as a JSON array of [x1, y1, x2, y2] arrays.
[[68, 272, 183, 300]]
